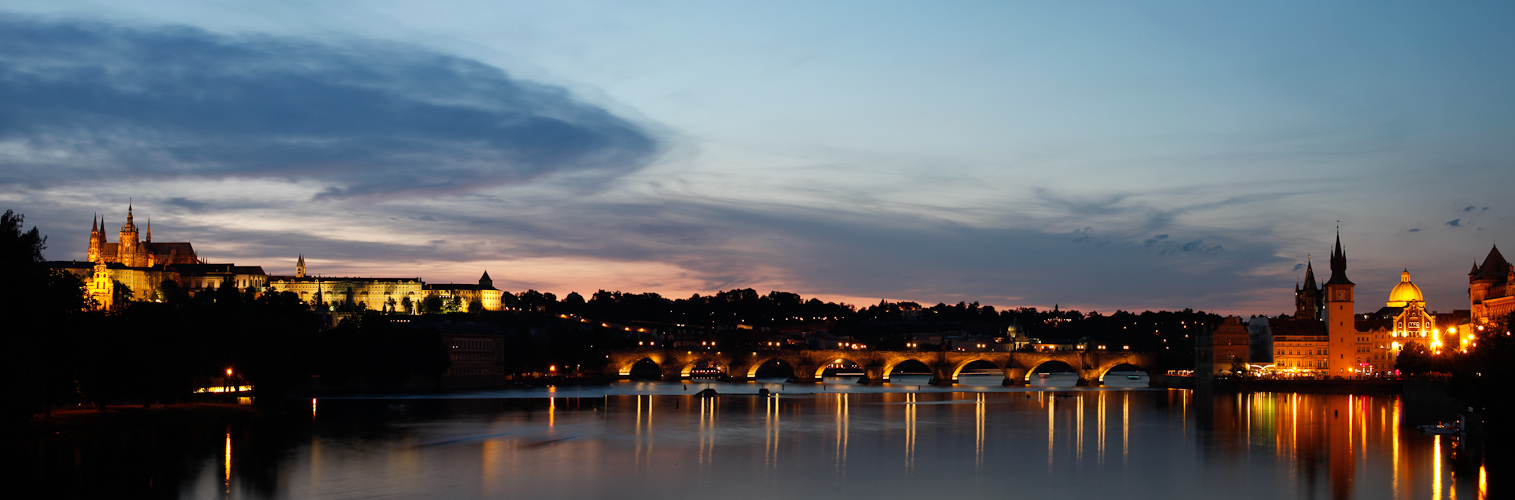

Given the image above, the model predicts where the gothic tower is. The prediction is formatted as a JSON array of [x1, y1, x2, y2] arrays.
[[119, 202, 141, 267], [87, 214, 104, 262], [1324, 229, 1357, 376], [1295, 257, 1322, 319], [296, 254, 306, 278]]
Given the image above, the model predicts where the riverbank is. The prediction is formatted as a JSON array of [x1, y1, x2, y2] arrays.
[[7, 403, 266, 440]]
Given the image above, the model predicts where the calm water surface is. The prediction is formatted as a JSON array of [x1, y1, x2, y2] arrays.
[[16, 374, 1498, 499]]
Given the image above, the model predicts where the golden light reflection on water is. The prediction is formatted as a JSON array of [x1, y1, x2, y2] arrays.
[[699, 395, 718, 467], [223, 427, 231, 497], [834, 393, 849, 471], [975, 393, 985, 471], [1046, 392, 1055, 473], [1076, 392, 1085, 464], [903, 393, 916, 472], [765, 394, 780, 471], [1434, 435, 1442, 500], [1122, 392, 1129, 465], [1393, 398, 1401, 498], [1097, 391, 1106, 465]]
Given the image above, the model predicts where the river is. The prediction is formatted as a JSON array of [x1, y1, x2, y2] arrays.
[[13, 374, 1497, 499]]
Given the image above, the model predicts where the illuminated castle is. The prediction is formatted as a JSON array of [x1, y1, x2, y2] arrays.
[[87, 203, 199, 266]]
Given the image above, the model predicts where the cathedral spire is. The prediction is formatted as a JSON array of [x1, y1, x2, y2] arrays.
[[145, 217, 151, 243], [1302, 256, 1318, 291], [1326, 227, 1353, 285]]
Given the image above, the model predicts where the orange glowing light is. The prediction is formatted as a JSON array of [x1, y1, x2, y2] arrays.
[[225, 368, 233, 376]]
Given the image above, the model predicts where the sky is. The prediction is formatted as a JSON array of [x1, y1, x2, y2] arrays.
[[2, 1, 1513, 316]]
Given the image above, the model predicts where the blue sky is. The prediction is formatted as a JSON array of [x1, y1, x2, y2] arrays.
[[2, 1, 1512, 315]]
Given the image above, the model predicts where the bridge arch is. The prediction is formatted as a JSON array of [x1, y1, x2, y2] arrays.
[[679, 357, 729, 379], [626, 358, 664, 380], [746, 357, 799, 379], [1025, 359, 1079, 382], [615, 354, 669, 377], [882, 358, 933, 381], [811, 356, 866, 379], [948, 358, 1005, 381], [1095, 362, 1151, 383]]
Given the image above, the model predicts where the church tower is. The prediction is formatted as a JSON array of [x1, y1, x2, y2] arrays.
[[1295, 257, 1322, 319], [1323, 229, 1357, 376], [119, 203, 141, 267], [296, 254, 306, 278], [479, 270, 493, 289], [88, 214, 105, 262]]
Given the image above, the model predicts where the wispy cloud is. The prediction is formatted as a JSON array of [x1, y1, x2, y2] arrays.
[[0, 14, 662, 198]]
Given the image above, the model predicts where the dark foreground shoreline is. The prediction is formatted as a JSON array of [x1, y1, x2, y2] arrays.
[[8, 403, 265, 440]]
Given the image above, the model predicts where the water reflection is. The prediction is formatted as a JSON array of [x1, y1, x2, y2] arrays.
[[9, 386, 1499, 499]]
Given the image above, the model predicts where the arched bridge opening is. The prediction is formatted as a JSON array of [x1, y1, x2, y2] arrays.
[[681, 358, 729, 380], [627, 358, 662, 381], [951, 359, 1005, 385], [1097, 363, 1150, 386], [884, 359, 932, 383], [816, 357, 864, 380], [1027, 360, 1081, 386], [748, 358, 797, 379]]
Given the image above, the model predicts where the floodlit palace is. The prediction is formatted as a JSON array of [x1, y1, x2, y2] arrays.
[[52, 204, 503, 312]]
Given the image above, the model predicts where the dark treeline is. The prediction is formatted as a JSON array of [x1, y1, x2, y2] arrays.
[[502, 289, 1215, 370]]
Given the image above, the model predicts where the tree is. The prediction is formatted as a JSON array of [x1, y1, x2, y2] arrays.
[[401, 295, 413, 315], [1397, 341, 1431, 375], [1, 210, 88, 426], [1230, 356, 1248, 377]]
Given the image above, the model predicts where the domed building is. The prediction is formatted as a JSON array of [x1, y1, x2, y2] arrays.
[[1386, 269, 1424, 308], [1375, 268, 1439, 356]]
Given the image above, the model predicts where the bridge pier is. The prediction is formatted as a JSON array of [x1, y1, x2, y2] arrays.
[[1004, 368, 1029, 386]]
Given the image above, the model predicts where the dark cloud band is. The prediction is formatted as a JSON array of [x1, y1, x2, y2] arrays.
[[0, 14, 662, 197]]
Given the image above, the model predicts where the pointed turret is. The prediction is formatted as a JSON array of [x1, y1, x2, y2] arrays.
[[145, 217, 151, 243], [1325, 229, 1353, 285], [1302, 258, 1318, 291], [296, 254, 306, 278], [479, 270, 493, 289], [1477, 245, 1508, 278], [1471, 262, 1481, 276]]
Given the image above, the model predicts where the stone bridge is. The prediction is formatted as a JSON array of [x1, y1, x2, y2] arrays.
[[604, 348, 1161, 387]]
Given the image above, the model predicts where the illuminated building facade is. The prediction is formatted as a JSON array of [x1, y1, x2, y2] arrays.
[[424, 271, 505, 311], [1383, 269, 1439, 355], [267, 257, 505, 312], [1268, 318, 1328, 375], [1469, 244, 1514, 326], [266, 271, 424, 312], [87, 204, 199, 267]]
